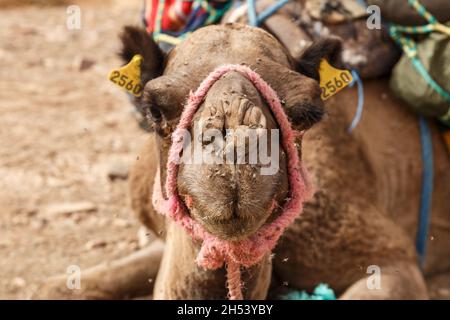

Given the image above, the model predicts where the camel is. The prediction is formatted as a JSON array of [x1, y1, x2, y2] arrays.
[[35, 23, 450, 300]]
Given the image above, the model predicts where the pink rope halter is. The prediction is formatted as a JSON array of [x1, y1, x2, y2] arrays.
[[152, 64, 312, 299]]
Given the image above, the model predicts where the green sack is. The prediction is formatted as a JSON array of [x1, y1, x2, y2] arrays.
[[390, 30, 450, 125]]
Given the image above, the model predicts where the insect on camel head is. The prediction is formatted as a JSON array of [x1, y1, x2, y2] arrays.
[[119, 23, 342, 241]]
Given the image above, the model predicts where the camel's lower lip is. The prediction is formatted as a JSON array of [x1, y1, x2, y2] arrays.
[[202, 214, 251, 228], [200, 215, 247, 227], [196, 214, 263, 240]]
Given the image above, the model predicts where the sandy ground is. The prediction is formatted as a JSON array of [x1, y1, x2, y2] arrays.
[[0, 1, 151, 299]]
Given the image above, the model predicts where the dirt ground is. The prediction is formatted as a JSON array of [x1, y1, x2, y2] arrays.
[[0, 1, 151, 299]]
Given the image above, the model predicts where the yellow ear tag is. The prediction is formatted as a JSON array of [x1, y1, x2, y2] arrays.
[[109, 54, 144, 97], [319, 59, 353, 100]]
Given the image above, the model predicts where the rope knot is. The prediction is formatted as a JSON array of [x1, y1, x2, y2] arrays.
[[197, 237, 227, 269]]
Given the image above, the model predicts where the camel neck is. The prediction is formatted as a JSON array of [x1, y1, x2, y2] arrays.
[[153, 221, 273, 299]]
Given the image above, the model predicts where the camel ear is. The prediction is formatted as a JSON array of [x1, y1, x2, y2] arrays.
[[119, 26, 165, 84], [296, 36, 343, 81]]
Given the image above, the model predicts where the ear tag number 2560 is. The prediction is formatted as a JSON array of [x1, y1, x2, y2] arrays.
[[109, 54, 144, 97], [319, 59, 353, 100]]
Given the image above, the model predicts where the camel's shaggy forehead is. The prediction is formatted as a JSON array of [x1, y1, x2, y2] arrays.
[[163, 24, 293, 79]]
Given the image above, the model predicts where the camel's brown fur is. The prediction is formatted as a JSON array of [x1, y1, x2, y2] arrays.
[[126, 24, 448, 299], [35, 23, 449, 300]]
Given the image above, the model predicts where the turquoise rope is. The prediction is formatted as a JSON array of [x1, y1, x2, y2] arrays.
[[411, 57, 450, 101], [408, 0, 436, 24], [281, 284, 336, 300]]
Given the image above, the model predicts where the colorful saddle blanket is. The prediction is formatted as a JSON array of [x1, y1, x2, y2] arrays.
[[143, 0, 232, 40]]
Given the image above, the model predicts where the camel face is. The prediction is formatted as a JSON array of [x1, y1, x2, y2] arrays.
[[176, 71, 289, 240], [120, 24, 340, 241]]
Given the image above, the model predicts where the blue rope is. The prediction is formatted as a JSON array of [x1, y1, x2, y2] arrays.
[[416, 116, 434, 268], [348, 70, 364, 132], [246, 0, 290, 26], [247, 0, 258, 26], [258, 0, 290, 24]]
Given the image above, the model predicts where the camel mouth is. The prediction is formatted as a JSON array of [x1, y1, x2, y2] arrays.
[[174, 70, 290, 241], [159, 64, 308, 282], [194, 209, 267, 241], [187, 197, 277, 241]]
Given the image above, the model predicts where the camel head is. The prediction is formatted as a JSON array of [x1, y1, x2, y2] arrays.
[[119, 24, 342, 241]]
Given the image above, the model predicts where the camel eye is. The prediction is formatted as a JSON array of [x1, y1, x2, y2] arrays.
[[146, 104, 162, 123], [141, 89, 162, 123]]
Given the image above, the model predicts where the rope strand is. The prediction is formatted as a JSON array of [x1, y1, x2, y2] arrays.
[[226, 260, 243, 300]]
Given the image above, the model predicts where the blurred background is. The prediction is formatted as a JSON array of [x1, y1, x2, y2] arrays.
[[0, 1, 150, 299]]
